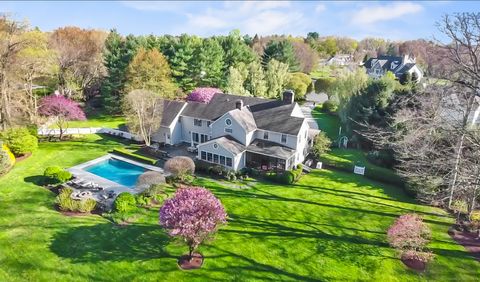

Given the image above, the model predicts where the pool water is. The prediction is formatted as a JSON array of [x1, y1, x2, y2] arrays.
[[85, 158, 148, 188]]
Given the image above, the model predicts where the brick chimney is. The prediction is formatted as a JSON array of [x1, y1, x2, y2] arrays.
[[282, 90, 295, 104], [235, 99, 244, 110]]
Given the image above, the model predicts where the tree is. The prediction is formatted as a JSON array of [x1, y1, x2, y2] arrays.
[[125, 48, 177, 99], [245, 60, 267, 98], [314, 77, 336, 95], [312, 132, 332, 159], [387, 214, 433, 263], [136, 171, 165, 188], [225, 63, 250, 96], [292, 41, 318, 73], [265, 59, 289, 98], [316, 37, 338, 57], [286, 72, 311, 100], [38, 94, 86, 140], [49, 27, 106, 100], [123, 89, 162, 146], [262, 40, 299, 72], [164, 156, 195, 181], [220, 30, 256, 72], [192, 38, 225, 88], [159, 186, 227, 267], [187, 87, 222, 103]]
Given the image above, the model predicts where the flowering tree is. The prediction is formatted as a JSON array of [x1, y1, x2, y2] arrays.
[[39, 94, 86, 140], [186, 87, 222, 103], [160, 186, 227, 264], [387, 214, 433, 263]]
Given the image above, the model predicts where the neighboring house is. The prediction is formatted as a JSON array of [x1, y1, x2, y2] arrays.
[[363, 55, 423, 82], [153, 91, 318, 171], [325, 54, 353, 66]]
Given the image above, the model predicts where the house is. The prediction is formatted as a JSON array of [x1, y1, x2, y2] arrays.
[[325, 54, 353, 66], [152, 91, 318, 171], [363, 54, 423, 82]]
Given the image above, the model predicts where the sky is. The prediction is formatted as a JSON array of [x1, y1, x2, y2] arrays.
[[1, 1, 479, 40]]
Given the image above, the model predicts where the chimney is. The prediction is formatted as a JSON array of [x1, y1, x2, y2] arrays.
[[235, 99, 244, 110], [282, 90, 295, 104]]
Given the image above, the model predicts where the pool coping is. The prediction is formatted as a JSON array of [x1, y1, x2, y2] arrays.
[[68, 153, 164, 195]]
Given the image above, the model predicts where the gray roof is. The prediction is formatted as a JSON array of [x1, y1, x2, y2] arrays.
[[396, 63, 416, 75], [229, 108, 257, 132], [247, 139, 296, 160], [158, 100, 186, 127], [208, 135, 245, 155], [182, 93, 305, 135], [364, 55, 403, 72]]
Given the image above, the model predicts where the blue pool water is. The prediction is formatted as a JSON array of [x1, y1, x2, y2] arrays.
[[85, 158, 148, 188]]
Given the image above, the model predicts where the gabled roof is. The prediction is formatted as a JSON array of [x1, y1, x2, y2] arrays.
[[157, 100, 186, 127], [251, 103, 305, 135], [229, 108, 257, 132], [200, 135, 245, 155], [364, 55, 403, 72]]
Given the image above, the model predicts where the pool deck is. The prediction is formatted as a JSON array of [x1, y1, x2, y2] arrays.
[[68, 154, 164, 195]]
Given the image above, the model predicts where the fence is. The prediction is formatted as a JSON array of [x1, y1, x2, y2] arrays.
[[37, 127, 143, 142]]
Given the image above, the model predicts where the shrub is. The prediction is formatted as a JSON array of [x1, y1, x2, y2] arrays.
[[111, 148, 157, 165], [164, 156, 195, 181], [366, 150, 395, 169], [312, 132, 332, 159], [0, 143, 15, 177], [136, 171, 165, 188], [55, 188, 96, 213], [0, 127, 38, 156], [113, 192, 137, 213], [321, 100, 338, 113], [44, 166, 72, 183], [266, 170, 296, 184], [286, 73, 311, 100], [387, 214, 433, 263]]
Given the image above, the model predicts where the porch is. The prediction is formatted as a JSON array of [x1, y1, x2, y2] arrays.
[[246, 139, 296, 171]]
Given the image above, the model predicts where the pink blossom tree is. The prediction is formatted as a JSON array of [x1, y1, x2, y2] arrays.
[[387, 214, 433, 263], [159, 186, 227, 266], [186, 87, 222, 103], [39, 94, 86, 140]]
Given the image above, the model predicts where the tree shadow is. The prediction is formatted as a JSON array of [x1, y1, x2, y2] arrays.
[[24, 175, 51, 186], [50, 223, 175, 263]]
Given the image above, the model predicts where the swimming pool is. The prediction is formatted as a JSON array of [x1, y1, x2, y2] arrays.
[[85, 158, 148, 188]]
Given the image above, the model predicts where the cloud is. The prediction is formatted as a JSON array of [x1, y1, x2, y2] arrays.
[[120, 1, 190, 13], [351, 2, 423, 25], [315, 4, 326, 13]]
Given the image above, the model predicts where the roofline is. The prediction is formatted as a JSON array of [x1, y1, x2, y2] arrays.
[[165, 102, 188, 128], [210, 108, 257, 132], [196, 135, 246, 155]]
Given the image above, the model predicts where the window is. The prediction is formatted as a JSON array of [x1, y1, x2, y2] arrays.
[[225, 118, 232, 126], [263, 131, 269, 140], [220, 156, 226, 165], [226, 157, 232, 167], [194, 119, 202, 126], [207, 121, 211, 127], [201, 151, 207, 160], [281, 134, 287, 143], [200, 134, 208, 143], [213, 154, 219, 164], [192, 132, 199, 143], [207, 153, 213, 162], [225, 128, 233, 133], [213, 143, 218, 149]]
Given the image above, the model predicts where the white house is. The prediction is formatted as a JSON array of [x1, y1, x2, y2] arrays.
[[152, 91, 317, 171], [363, 54, 423, 82]]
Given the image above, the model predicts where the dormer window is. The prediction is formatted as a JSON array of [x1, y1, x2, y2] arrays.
[[194, 119, 202, 126], [263, 131, 269, 140], [391, 61, 399, 70]]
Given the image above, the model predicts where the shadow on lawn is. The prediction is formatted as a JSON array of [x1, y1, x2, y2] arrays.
[[50, 223, 175, 263]]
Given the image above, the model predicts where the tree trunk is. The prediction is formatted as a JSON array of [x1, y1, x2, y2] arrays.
[[448, 133, 465, 209]]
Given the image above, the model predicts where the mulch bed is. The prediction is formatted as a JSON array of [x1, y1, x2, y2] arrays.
[[401, 257, 426, 272], [178, 253, 204, 270], [450, 229, 480, 261], [15, 152, 32, 162]]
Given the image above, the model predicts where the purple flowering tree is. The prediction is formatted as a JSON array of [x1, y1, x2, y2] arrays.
[[186, 87, 222, 103], [39, 94, 86, 140], [159, 186, 227, 267], [387, 214, 433, 263]]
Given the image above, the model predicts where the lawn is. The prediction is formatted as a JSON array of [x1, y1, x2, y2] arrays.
[[311, 107, 341, 141], [0, 134, 478, 281], [49, 112, 126, 129]]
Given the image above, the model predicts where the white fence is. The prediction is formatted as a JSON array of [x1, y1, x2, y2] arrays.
[[37, 127, 143, 142]]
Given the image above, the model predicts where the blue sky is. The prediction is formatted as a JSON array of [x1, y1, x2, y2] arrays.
[[1, 1, 478, 40]]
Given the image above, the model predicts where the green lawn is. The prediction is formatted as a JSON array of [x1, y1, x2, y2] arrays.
[[311, 107, 341, 141], [0, 134, 478, 281], [49, 113, 126, 129]]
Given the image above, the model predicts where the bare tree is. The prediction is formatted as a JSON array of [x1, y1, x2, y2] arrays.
[[123, 89, 163, 146]]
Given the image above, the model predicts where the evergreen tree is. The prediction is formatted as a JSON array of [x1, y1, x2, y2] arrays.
[[262, 40, 299, 72], [220, 30, 256, 73], [192, 38, 225, 88], [265, 59, 289, 98]]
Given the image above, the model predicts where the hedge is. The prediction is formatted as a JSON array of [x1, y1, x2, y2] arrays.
[[111, 148, 157, 165], [319, 153, 404, 188]]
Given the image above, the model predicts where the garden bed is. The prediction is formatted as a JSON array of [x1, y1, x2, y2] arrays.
[[449, 229, 480, 261]]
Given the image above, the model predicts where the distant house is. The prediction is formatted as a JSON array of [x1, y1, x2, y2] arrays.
[[325, 54, 353, 66], [153, 91, 318, 171], [363, 55, 423, 82]]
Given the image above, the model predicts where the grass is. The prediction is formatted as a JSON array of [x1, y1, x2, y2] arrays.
[[309, 66, 333, 79], [0, 133, 478, 281], [49, 112, 126, 129], [311, 106, 341, 141]]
